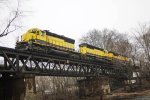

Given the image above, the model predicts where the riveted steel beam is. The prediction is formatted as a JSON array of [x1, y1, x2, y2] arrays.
[[0, 46, 131, 78]]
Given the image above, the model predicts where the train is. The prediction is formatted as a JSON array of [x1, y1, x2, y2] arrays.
[[79, 43, 129, 61], [16, 28, 129, 62]]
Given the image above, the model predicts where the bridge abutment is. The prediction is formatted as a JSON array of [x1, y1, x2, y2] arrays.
[[0, 74, 25, 100]]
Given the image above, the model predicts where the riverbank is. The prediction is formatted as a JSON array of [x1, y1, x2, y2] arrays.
[[104, 88, 150, 100]]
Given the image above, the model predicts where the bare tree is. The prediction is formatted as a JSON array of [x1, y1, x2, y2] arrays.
[[133, 23, 150, 77], [134, 24, 150, 61], [26, 76, 78, 100], [0, 0, 24, 37], [113, 34, 132, 56], [80, 28, 132, 56], [80, 29, 102, 47]]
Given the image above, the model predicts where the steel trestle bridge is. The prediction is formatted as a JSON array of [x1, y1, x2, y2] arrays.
[[0, 46, 130, 78]]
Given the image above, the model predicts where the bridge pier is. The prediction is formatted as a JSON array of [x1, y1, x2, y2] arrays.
[[77, 77, 110, 99], [0, 74, 25, 100]]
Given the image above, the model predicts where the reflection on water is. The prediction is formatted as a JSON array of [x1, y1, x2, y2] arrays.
[[113, 96, 150, 100], [131, 96, 150, 100]]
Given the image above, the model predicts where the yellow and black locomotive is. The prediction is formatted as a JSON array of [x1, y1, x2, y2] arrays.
[[16, 28, 75, 51], [16, 28, 129, 62], [79, 43, 129, 61]]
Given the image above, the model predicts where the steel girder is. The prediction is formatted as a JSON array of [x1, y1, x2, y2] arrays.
[[0, 46, 128, 78]]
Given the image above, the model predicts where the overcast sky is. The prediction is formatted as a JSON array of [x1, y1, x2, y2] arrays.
[[0, 0, 150, 48]]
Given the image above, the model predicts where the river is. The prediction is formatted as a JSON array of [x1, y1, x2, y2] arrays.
[[112, 96, 150, 100], [131, 96, 150, 100]]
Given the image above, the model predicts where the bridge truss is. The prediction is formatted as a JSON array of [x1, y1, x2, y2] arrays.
[[0, 46, 130, 78]]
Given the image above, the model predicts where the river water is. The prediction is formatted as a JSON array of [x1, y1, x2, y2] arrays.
[[113, 96, 150, 100], [131, 96, 150, 100]]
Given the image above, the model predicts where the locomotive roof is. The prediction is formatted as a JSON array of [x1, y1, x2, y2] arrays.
[[44, 30, 75, 44], [79, 43, 104, 51], [108, 51, 119, 56], [109, 51, 128, 57]]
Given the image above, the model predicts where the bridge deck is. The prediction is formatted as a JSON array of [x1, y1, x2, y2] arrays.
[[0, 46, 130, 78]]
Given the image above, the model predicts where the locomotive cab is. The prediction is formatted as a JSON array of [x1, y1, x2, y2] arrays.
[[22, 28, 46, 42], [16, 28, 47, 50]]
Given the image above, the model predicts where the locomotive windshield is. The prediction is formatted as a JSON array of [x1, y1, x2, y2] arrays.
[[28, 29, 37, 33], [27, 29, 46, 36]]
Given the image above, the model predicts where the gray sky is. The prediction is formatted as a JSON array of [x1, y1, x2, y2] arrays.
[[0, 0, 150, 48]]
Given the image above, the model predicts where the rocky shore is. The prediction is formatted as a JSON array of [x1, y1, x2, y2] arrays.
[[104, 89, 150, 100]]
